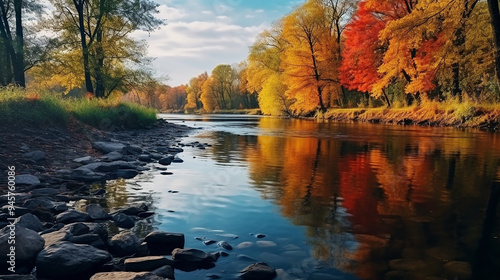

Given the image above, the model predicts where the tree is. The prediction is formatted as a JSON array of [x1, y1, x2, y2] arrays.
[[47, 0, 163, 97], [487, 0, 500, 92], [281, 0, 341, 113], [185, 72, 208, 112], [0, 0, 42, 87], [200, 64, 238, 112]]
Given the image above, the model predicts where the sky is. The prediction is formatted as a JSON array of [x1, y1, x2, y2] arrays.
[[132, 0, 303, 86]]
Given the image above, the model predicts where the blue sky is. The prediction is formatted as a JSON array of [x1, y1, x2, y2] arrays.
[[133, 0, 304, 86]]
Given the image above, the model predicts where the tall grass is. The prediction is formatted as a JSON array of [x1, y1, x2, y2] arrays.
[[0, 87, 157, 129]]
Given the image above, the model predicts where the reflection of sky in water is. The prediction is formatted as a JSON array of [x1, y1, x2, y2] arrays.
[[101, 114, 500, 280]]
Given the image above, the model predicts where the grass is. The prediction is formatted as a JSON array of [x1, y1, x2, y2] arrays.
[[0, 87, 157, 130]]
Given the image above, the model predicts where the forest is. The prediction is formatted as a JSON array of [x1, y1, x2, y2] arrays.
[[1, 0, 500, 117]]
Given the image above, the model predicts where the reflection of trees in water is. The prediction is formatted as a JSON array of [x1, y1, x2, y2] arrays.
[[242, 118, 500, 279]]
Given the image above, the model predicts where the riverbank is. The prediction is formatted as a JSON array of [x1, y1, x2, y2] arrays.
[[319, 104, 500, 131], [0, 113, 276, 279]]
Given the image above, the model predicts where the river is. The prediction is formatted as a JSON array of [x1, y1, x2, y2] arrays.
[[101, 114, 500, 280]]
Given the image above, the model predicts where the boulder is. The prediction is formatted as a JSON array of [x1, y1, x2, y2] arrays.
[[138, 154, 152, 162], [14, 213, 44, 232], [171, 248, 218, 270], [42, 222, 108, 248], [108, 231, 140, 257], [158, 156, 174, 166], [93, 142, 126, 154], [119, 203, 149, 215], [113, 213, 135, 229], [22, 197, 55, 211], [90, 272, 164, 280], [31, 188, 59, 196], [23, 150, 45, 162], [15, 175, 40, 185], [70, 168, 104, 182], [151, 265, 175, 279], [144, 231, 185, 255], [36, 241, 112, 279], [217, 241, 233, 250], [56, 210, 91, 224], [85, 204, 112, 220], [110, 169, 139, 179], [124, 256, 173, 272], [122, 145, 143, 155], [101, 151, 124, 161], [240, 262, 277, 280], [73, 156, 94, 164], [0, 225, 45, 265]]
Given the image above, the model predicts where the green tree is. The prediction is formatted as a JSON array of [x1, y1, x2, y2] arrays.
[[45, 0, 163, 97]]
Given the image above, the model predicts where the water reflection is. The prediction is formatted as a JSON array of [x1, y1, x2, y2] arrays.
[[205, 117, 500, 279]]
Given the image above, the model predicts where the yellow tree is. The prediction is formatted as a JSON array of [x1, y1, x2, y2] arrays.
[[185, 72, 207, 112], [246, 20, 291, 115], [281, 0, 341, 113]]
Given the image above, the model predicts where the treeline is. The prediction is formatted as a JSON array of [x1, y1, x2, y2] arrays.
[[237, 0, 500, 116]]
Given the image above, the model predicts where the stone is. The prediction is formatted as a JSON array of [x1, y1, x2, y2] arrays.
[[171, 248, 218, 269], [255, 233, 266, 238], [14, 213, 44, 232], [79, 161, 137, 173], [68, 234, 105, 249], [237, 242, 253, 249], [144, 231, 185, 255], [172, 157, 184, 163], [113, 213, 135, 229], [108, 231, 140, 257], [240, 262, 277, 280], [22, 197, 54, 210], [86, 204, 112, 220], [110, 169, 139, 179], [90, 272, 164, 280], [122, 145, 143, 155], [256, 241, 277, 248], [101, 151, 124, 161], [70, 168, 104, 182], [138, 211, 155, 219], [31, 188, 58, 196], [41, 228, 71, 247], [15, 174, 40, 185], [0, 275, 36, 280], [93, 141, 126, 154], [138, 154, 152, 162], [56, 209, 91, 224], [151, 265, 175, 279], [124, 256, 173, 272], [158, 156, 174, 166], [443, 261, 472, 280], [217, 241, 233, 250], [0, 225, 44, 265], [36, 241, 112, 279], [73, 155, 94, 164], [119, 203, 148, 215], [203, 240, 217, 246], [23, 150, 45, 161]]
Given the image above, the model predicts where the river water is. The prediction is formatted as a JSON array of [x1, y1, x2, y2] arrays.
[[103, 114, 500, 280]]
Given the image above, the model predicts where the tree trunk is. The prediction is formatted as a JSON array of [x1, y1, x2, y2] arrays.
[[13, 0, 24, 87], [94, 28, 105, 98], [0, 14, 13, 85], [487, 0, 500, 94], [74, 0, 94, 94], [0, 0, 16, 85], [382, 89, 391, 108]]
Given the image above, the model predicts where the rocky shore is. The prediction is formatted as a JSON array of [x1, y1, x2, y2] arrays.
[[0, 119, 277, 280]]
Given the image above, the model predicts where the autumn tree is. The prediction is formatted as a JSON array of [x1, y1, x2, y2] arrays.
[[185, 72, 207, 112], [201, 64, 239, 112], [487, 0, 500, 92], [246, 20, 291, 115], [281, 0, 341, 113], [43, 0, 163, 97]]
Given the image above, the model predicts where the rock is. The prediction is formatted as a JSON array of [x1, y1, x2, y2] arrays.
[[108, 231, 140, 257], [68, 234, 105, 249], [22, 197, 54, 210], [110, 169, 139, 179], [93, 141, 126, 154], [237, 242, 253, 249], [0, 225, 44, 265], [79, 161, 137, 173], [217, 241, 233, 250], [151, 265, 175, 279], [91, 188, 106, 196], [56, 209, 91, 224], [255, 233, 266, 239], [37, 241, 112, 279], [171, 248, 218, 269], [138, 154, 152, 162], [31, 187, 59, 196], [443, 261, 472, 280], [144, 231, 185, 255], [256, 241, 277, 248], [70, 168, 104, 182], [73, 156, 94, 164], [41, 228, 71, 247], [41, 222, 108, 248], [14, 213, 44, 232], [240, 262, 277, 280], [119, 203, 148, 215], [15, 174, 40, 185], [138, 211, 155, 219], [101, 151, 124, 161], [86, 204, 112, 220], [23, 150, 45, 161], [158, 156, 174, 166], [172, 157, 184, 163], [113, 213, 135, 229], [90, 272, 164, 280], [124, 256, 173, 272], [122, 145, 143, 155], [203, 240, 217, 245]]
